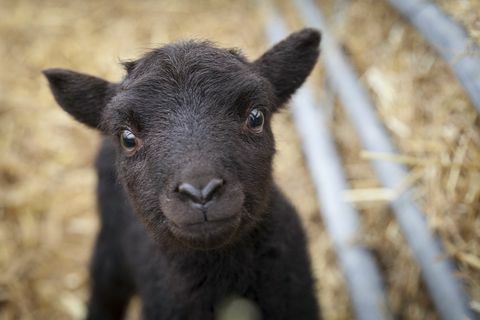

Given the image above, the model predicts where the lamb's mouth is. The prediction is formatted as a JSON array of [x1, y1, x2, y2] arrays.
[[166, 214, 242, 249]]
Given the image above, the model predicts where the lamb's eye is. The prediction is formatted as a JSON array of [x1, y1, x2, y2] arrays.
[[120, 129, 141, 154], [246, 108, 264, 133]]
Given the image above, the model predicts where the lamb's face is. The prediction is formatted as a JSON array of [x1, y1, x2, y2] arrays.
[[43, 28, 321, 250], [103, 43, 276, 249]]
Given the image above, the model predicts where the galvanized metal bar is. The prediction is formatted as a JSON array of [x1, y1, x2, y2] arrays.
[[264, 6, 391, 320], [387, 0, 480, 114], [293, 0, 475, 319]]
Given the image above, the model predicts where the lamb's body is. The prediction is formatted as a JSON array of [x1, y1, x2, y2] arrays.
[[90, 138, 318, 319], [44, 28, 322, 319]]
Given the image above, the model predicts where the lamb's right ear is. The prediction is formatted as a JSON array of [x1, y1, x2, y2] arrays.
[[254, 28, 321, 108], [43, 68, 115, 129]]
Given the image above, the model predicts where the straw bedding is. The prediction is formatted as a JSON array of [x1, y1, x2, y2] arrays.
[[0, 0, 478, 319]]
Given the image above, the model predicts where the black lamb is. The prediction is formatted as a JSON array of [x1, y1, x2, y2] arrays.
[[43, 28, 321, 320]]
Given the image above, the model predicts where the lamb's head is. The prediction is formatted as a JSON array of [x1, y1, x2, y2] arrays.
[[43, 29, 321, 250]]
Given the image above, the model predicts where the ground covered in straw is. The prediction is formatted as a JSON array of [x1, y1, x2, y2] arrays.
[[0, 0, 478, 319]]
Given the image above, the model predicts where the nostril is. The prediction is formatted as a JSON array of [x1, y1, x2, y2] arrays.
[[201, 178, 224, 202], [177, 178, 224, 205], [177, 183, 203, 204]]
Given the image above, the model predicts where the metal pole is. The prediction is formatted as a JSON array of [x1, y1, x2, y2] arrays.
[[264, 5, 391, 320], [293, 0, 475, 319], [387, 0, 480, 114]]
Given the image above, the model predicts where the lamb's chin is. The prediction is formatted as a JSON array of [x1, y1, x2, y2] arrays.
[[167, 215, 242, 250]]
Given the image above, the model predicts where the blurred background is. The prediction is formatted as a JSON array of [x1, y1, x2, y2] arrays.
[[0, 0, 479, 319]]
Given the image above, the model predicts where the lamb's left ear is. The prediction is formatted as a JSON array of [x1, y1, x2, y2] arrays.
[[43, 68, 116, 129], [254, 28, 321, 108]]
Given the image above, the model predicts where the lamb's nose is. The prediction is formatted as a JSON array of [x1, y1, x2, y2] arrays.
[[178, 178, 224, 205]]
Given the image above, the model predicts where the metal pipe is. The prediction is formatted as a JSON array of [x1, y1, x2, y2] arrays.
[[293, 0, 475, 319], [387, 0, 480, 114], [264, 6, 391, 320]]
